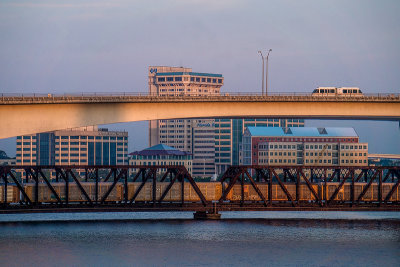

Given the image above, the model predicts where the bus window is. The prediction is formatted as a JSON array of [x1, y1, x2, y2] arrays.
[[343, 90, 347, 93]]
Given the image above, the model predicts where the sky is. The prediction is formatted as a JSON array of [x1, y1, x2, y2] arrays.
[[0, 0, 399, 156]]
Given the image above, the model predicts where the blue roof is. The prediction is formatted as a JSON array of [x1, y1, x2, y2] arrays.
[[155, 72, 223, 77], [129, 144, 191, 156], [247, 127, 358, 137], [145, 144, 176, 151]]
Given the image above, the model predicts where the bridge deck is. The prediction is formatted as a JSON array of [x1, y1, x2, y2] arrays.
[[1, 203, 399, 214]]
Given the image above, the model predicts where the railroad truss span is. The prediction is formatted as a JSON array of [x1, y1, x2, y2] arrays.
[[0, 165, 399, 213]]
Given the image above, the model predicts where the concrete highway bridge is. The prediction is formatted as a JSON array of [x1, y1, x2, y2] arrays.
[[0, 92, 399, 139], [0, 165, 399, 218]]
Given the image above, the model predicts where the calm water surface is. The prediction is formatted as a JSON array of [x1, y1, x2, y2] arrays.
[[0, 212, 399, 267]]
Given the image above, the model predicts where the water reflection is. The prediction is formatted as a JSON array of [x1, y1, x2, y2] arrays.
[[0, 215, 399, 267]]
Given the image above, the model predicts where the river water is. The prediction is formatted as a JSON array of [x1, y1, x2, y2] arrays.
[[0, 211, 399, 267]]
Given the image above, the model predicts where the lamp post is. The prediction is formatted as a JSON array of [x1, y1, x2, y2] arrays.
[[258, 51, 265, 95], [265, 49, 272, 96]]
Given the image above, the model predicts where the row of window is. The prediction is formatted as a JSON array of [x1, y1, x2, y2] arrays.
[[254, 137, 358, 142], [341, 153, 367, 157], [55, 143, 128, 151], [160, 130, 188, 133], [160, 125, 187, 128], [215, 147, 230, 151], [306, 152, 332, 157], [160, 135, 187, 139], [257, 151, 367, 157], [215, 141, 231, 146], [17, 148, 36, 151], [256, 158, 368, 164], [17, 136, 37, 140], [305, 145, 334, 150], [132, 161, 190, 166], [17, 142, 37, 146], [259, 151, 297, 157], [16, 153, 36, 157], [56, 136, 127, 140], [157, 76, 222, 83], [260, 144, 298, 150], [258, 144, 367, 150], [341, 145, 367, 150], [341, 159, 367, 164], [131, 155, 191, 160], [259, 159, 297, 164]]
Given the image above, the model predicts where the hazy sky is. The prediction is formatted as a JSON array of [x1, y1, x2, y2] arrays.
[[0, 0, 399, 156]]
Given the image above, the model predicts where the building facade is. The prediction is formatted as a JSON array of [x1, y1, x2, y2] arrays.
[[129, 144, 192, 175], [148, 66, 223, 177], [16, 126, 128, 167], [148, 65, 305, 176], [242, 127, 368, 166], [215, 118, 304, 174]]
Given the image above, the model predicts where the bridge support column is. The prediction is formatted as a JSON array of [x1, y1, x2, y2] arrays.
[[193, 203, 221, 220]]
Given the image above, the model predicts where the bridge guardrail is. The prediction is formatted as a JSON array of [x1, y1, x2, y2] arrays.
[[1, 92, 399, 104]]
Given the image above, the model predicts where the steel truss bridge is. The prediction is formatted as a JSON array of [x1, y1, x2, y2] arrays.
[[0, 165, 399, 217]]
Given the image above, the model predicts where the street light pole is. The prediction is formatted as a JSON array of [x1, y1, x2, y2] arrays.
[[265, 49, 272, 96], [258, 51, 265, 95]]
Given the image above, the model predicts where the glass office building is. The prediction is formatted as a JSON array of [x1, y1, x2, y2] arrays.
[[16, 126, 128, 167]]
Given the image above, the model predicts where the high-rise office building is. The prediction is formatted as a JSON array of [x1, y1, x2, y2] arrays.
[[16, 126, 128, 167], [148, 66, 223, 177], [148, 66, 304, 176]]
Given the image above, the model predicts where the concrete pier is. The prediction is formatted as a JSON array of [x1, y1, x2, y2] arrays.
[[193, 211, 221, 220]]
